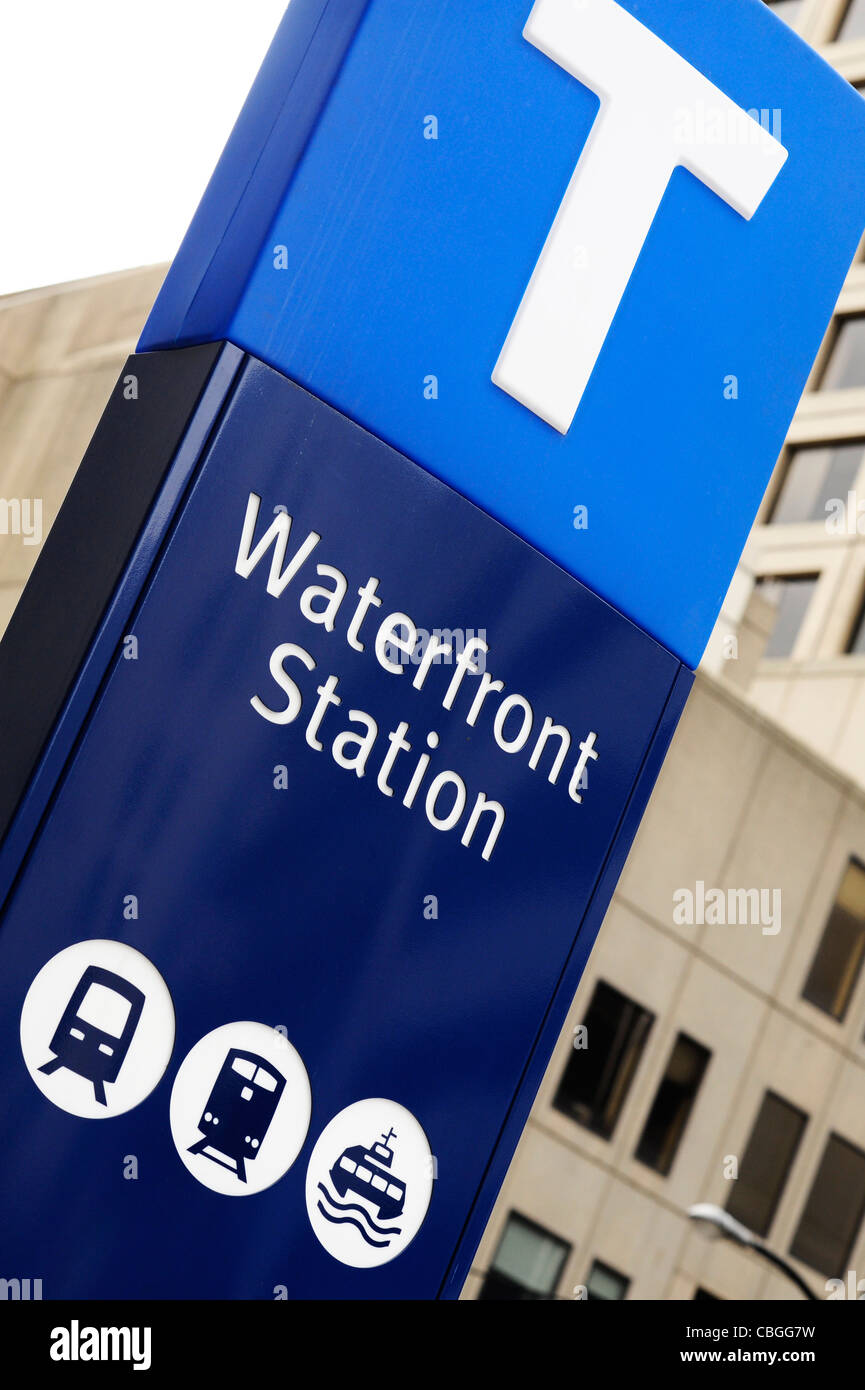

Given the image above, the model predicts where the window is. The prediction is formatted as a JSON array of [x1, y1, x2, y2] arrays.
[[553, 981, 654, 1139], [586, 1259, 629, 1301], [821, 316, 865, 392], [635, 1033, 711, 1176], [726, 1092, 808, 1237], [769, 442, 863, 525], [802, 860, 865, 1020], [479, 1213, 570, 1301], [763, 0, 802, 25], [848, 597, 865, 656], [837, 0, 865, 43], [790, 1134, 865, 1276], [77, 983, 132, 1036], [755, 575, 819, 659]]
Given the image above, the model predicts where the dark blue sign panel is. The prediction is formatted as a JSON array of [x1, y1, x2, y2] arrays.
[[0, 359, 688, 1297]]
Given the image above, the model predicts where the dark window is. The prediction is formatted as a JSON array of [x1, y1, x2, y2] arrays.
[[553, 981, 654, 1139], [726, 1092, 808, 1237], [822, 316, 865, 391], [838, 0, 865, 42], [635, 1033, 711, 1176], [763, 0, 802, 23], [586, 1259, 630, 1301], [769, 442, 863, 524], [848, 597, 865, 656], [790, 1134, 865, 1277], [756, 575, 819, 659], [479, 1213, 570, 1301], [802, 860, 865, 1021]]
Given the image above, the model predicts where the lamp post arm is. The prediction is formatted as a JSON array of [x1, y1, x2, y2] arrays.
[[752, 1244, 818, 1301]]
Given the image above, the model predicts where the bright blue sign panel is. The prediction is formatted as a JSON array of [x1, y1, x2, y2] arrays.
[[0, 359, 689, 1297], [141, 0, 865, 667]]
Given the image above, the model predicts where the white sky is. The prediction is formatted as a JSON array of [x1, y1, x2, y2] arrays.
[[0, 1, 288, 296]]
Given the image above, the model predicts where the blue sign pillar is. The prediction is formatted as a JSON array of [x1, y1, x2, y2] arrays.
[[1, 0, 864, 1299]]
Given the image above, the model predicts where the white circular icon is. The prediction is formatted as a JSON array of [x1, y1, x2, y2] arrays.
[[20, 939, 175, 1119], [169, 1022, 311, 1196], [306, 1098, 435, 1268]]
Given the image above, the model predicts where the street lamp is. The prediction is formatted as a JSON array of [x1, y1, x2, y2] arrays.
[[687, 1202, 818, 1300]]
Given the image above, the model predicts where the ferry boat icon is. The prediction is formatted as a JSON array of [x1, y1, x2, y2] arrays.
[[329, 1127, 406, 1221]]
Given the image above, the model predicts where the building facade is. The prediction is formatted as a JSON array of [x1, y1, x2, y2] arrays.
[[467, 673, 865, 1301], [707, 0, 865, 774]]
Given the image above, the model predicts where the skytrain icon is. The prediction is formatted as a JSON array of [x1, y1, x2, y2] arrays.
[[187, 1048, 285, 1183], [38, 965, 145, 1106]]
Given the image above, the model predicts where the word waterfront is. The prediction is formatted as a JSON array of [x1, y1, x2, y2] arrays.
[[236, 494, 602, 794]]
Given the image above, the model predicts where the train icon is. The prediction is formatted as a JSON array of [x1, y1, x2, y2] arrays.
[[187, 1048, 286, 1183], [38, 964, 146, 1106]]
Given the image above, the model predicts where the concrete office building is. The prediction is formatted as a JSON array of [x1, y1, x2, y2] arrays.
[[0, 267, 165, 632], [3, 0, 865, 1305], [468, 0, 865, 1302]]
